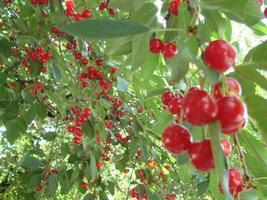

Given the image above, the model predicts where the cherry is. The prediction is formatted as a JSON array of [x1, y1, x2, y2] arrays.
[[73, 137, 82, 144], [35, 185, 42, 192], [105, 120, 113, 129], [99, 2, 108, 10], [188, 139, 215, 172], [228, 168, 243, 193], [162, 124, 191, 154], [65, 0, 75, 9], [217, 96, 245, 131], [258, 0, 263, 6], [81, 58, 88, 65], [108, 7, 117, 16], [96, 161, 103, 169], [183, 88, 218, 125], [166, 193, 176, 200], [150, 38, 164, 54], [162, 42, 178, 59], [220, 139, 232, 157], [65, 8, 75, 16], [161, 91, 175, 105], [168, 95, 184, 115], [212, 77, 241, 100], [66, 43, 72, 50], [222, 118, 247, 135], [264, 8, 267, 18], [95, 59, 104, 66], [137, 169, 144, 177], [203, 40, 236, 73], [82, 9, 92, 19], [169, 0, 180, 16], [81, 182, 89, 189]]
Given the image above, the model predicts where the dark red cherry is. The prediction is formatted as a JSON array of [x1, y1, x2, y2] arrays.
[[168, 95, 184, 115], [162, 124, 191, 154], [229, 168, 243, 193], [203, 40, 236, 73], [183, 89, 218, 125], [217, 96, 245, 131], [188, 139, 215, 172], [161, 91, 175, 105], [150, 38, 164, 54], [81, 182, 89, 189]]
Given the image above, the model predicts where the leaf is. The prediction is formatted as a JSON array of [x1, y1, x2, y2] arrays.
[[245, 41, 267, 70], [4, 118, 27, 144], [117, 76, 128, 92], [83, 193, 96, 200], [105, 36, 132, 56], [61, 19, 149, 39], [151, 110, 174, 136], [209, 171, 226, 200], [233, 64, 267, 92], [0, 38, 11, 57], [90, 153, 97, 179], [29, 61, 43, 77], [201, 0, 263, 26], [209, 122, 233, 200], [129, 136, 139, 158], [43, 132, 57, 141], [22, 156, 45, 169], [198, 180, 209, 196], [47, 175, 58, 197], [130, 3, 157, 26], [238, 189, 258, 200], [109, 0, 145, 13]]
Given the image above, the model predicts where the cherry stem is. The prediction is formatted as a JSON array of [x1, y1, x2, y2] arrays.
[[233, 135, 250, 182]]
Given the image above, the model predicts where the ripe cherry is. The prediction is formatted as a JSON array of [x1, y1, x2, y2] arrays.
[[212, 77, 241, 100], [222, 118, 247, 135], [35, 185, 42, 193], [73, 137, 82, 144], [183, 88, 218, 125], [162, 124, 191, 154], [150, 38, 164, 54], [168, 95, 184, 115], [161, 91, 175, 105], [264, 8, 267, 18], [162, 42, 178, 59], [105, 120, 113, 129], [169, 0, 180, 16], [188, 139, 215, 172], [217, 96, 245, 131], [220, 139, 232, 157], [99, 2, 108, 10], [95, 59, 104, 67], [81, 182, 89, 189], [108, 7, 117, 16], [96, 161, 103, 169], [82, 9, 92, 18], [203, 40, 236, 73], [228, 168, 243, 193]]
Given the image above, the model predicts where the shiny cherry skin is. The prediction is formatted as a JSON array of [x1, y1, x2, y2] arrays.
[[188, 139, 215, 172], [162, 124, 192, 154], [217, 96, 245, 131], [220, 139, 232, 157], [203, 40, 236, 73], [81, 182, 89, 189], [150, 38, 164, 54], [73, 137, 82, 144], [162, 91, 175, 105], [183, 89, 218, 125], [212, 77, 241, 100], [222, 118, 247, 135], [168, 95, 184, 115], [229, 168, 243, 193], [169, 0, 180, 16], [162, 42, 178, 58]]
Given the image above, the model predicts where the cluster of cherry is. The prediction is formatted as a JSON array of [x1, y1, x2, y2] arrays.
[[161, 39, 249, 197]]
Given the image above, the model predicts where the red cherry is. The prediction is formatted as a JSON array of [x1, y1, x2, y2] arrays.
[[108, 7, 117, 16], [65, 8, 75, 16], [82, 9, 92, 18], [131, 188, 139, 198], [168, 95, 184, 115], [161, 91, 175, 106], [81, 58, 88, 65], [81, 182, 89, 189], [137, 169, 144, 177], [67, 125, 75, 133], [105, 120, 113, 129], [166, 193, 176, 200], [162, 42, 178, 59], [258, 0, 263, 6], [95, 59, 104, 67], [229, 168, 243, 193], [233, 184, 245, 198], [35, 185, 42, 193], [150, 38, 164, 54], [220, 139, 232, 157], [99, 2, 108, 10], [264, 8, 267, 18], [73, 137, 82, 144], [162, 124, 191, 154], [83, 108, 92, 116], [65, 0, 75, 9], [137, 149, 143, 157], [183, 89, 218, 125], [188, 139, 215, 172], [212, 77, 241, 100], [169, 0, 180, 16], [96, 161, 103, 169], [222, 118, 247, 135], [217, 96, 245, 131], [203, 40, 236, 73], [66, 42, 72, 50]]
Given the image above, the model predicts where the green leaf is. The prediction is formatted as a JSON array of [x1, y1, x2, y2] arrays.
[[233, 64, 267, 92], [117, 76, 128, 92], [47, 175, 58, 197], [105, 36, 132, 56], [209, 122, 233, 200], [129, 136, 139, 158], [90, 153, 97, 179], [83, 193, 96, 200], [4, 118, 27, 144], [151, 110, 174, 136], [198, 180, 209, 196], [130, 3, 157, 26], [109, 0, 145, 13], [43, 132, 57, 141], [238, 189, 258, 200], [22, 156, 45, 169], [0, 38, 11, 57], [201, 0, 263, 26], [245, 41, 267, 70], [29, 61, 43, 77], [61, 19, 149, 39]]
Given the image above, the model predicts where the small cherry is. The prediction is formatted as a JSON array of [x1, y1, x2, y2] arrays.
[[220, 139, 232, 157], [150, 38, 164, 54], [162, 42, 178, 59]]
